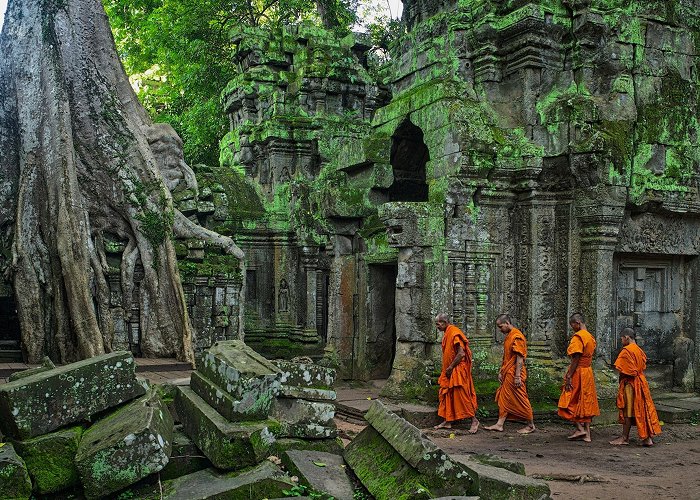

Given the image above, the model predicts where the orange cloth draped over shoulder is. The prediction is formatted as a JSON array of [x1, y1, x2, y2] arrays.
[[438, 324, 478, 422], [494, 327, 534, 421], [558, 329, 600, 422], [614, 343, 662, 440]]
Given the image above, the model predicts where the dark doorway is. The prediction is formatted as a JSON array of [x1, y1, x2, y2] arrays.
[[389, 119, 429, 202], [367, 264, 398, 379], [614, 255, 684, 386], [0, 295, 22, 361], [316, 271, 330, 344]]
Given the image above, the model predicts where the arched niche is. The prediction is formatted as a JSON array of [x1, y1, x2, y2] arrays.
[[389, 119, 429, 202]]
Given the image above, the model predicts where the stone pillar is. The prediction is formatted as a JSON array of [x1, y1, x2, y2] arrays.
[[301, 247, 319, 332], [574, 187, 626, 363]]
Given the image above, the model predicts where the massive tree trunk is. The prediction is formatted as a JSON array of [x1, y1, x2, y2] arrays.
[[0, 0, 241, 364]]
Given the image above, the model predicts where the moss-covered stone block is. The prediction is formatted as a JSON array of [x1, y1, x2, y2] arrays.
[[0, 351, 145, 440], [270, 398, 337, 439], [75, 388, 174, 499], [175, 386, 277, 470], [343, 426, 434, 500], [12, 426, 83, 494], [0, 442, 32, 500], [270, 437, 344, 456], [196, 340, 281, 415], [162, 461, 294, 500], [273, 360, 336, 390], [190, 371, 276, 422], [363, 400, 476, 493]]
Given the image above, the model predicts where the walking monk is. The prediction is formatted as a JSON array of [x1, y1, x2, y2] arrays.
[[609, 328, 661, 446], [434, 313, 479, 433], [484, 314, 536, 434], [558, 313, 600, 442]]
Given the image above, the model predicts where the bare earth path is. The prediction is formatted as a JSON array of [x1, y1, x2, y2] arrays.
[[337, 419, 700, 499]]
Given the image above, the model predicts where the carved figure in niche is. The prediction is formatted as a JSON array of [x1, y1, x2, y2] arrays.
[[278, 279, 289, 312], [279, 167, 291, 183]]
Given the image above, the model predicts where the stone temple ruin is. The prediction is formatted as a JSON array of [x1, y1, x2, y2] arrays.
[[2, 0, 700, 397], [0, 346, 549, 499]]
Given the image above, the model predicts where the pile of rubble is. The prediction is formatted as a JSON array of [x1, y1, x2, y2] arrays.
[[0, 342, 551, 499]]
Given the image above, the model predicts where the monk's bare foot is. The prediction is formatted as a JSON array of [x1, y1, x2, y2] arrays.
[[483, 424, 504, 432], [517, 424, 536, 434], [433, 421, 452, 430], [609, 436, 629, 445], [582, 434, 592, 443], [568, 430, 587, 440], [642, 438, 654, 447], [468, 419, 480, 434]]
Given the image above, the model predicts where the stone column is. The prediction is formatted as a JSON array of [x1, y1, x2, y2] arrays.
[[574, 186, 626, 363], [301, 246, 319, 336]]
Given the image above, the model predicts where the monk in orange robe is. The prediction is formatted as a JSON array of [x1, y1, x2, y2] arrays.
[[610, 328, 662, 446], [484, 314, 536, 434], [558, 312, 600, 442], [434, 313, 479, 433]]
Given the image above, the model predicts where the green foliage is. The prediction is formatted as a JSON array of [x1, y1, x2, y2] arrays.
[[104, 0, 359, 165], [282, 483, 331, 499]]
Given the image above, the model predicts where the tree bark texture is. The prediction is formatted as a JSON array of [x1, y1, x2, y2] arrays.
[[0, 0, 242, 363]]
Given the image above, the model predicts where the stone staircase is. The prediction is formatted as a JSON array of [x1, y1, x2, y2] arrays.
[[0, 340, 22, 363]]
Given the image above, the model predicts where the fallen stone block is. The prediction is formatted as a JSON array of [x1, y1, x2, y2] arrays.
[[273, 360, 335, 390], [190, 371, 276, 422], [0, 351, 145, 439], [282, 450, 354, 500], [278, 385, 336, 401], [176, 386, 277, 470], [75, 388, 174, 499], [271, 398, 337, 439], [162, 461, 294, 500], [8, 357, 55, 382], [159, 426, 212, 481], [271, 437, 344, 456], [195, 340, 281, 419], [454, 459, 551, 500], [363, 400, 476, 491], [0, 442, 32, 500], [344, 426, 439, 500], [458, 453, 526, 476], [12, 426, 83, 494]]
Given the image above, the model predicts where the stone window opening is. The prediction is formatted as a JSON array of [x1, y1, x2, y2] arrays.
[[389, 119, 429, 202]]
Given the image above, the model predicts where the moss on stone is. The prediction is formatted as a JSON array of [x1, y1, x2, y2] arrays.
[[12, 426, 83, 494]]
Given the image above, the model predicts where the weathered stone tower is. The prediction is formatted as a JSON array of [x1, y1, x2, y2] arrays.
[[217, 1, 700, 395]]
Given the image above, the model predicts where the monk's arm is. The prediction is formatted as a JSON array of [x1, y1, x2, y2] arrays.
[[446, 345, 465, 377], [514, 354, 524, 387], [564, 353, 581, 390]]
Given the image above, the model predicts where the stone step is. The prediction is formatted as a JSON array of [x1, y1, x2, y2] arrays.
[[0, 349, 23, 363], [655, 403, 700, 423]]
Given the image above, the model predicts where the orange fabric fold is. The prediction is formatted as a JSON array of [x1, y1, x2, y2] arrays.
[[614, 343, 662, 440], [438, 324, 478, 421], [493, 327, 533, 421], [558, 329, 600, 423]]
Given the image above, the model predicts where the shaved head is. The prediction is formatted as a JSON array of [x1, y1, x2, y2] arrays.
[[569, 312, 585, 324], [496, 314, 511, 324], [435, 313, 449, 323], [620, 327, 636, 339]]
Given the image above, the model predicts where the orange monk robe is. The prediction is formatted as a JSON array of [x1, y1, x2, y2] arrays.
[[438, 324, 478, 422], [494, 327, 534, 421], [614, 343, 662, 440], [558, 329, 600, 422]]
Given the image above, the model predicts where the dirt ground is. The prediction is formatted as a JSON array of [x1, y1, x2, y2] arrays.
[[336, 418, 700, 499]]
